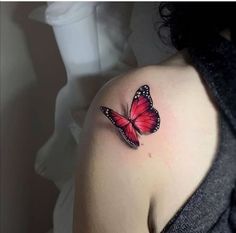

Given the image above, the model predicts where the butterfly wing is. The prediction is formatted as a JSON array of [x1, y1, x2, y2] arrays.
[[133, 108, 160, 134], [130, 85, 160, 134], [100, 106, 139, 148], [118, 123, 140, 149]]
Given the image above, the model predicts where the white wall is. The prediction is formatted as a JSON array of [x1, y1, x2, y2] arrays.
[[0, 2, 64, 233]]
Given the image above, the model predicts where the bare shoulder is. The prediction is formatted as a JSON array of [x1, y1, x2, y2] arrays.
[[81, 56, 216, 161], [74, 53, 219, 232], [77, 63, 199, 171]]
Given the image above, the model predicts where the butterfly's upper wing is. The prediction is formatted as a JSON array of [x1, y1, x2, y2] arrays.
[[100, 106, 139, 148], [130, 85, 160, 134]]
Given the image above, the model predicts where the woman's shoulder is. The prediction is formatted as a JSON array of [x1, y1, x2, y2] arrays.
[[74, 53, 219, 232], [96, 50, 202, 107]]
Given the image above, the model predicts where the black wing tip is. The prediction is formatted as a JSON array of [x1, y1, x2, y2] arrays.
[[128, 140, 140, 149], [141, 84, 150, 91], [100, 106, 108, 112], [135, 84, 150, 93]]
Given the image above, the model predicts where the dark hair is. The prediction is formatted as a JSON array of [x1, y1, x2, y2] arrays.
[[159, 2, 236, 50]]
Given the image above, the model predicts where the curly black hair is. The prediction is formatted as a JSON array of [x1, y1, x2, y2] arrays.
[[159, 2, 236, 50]]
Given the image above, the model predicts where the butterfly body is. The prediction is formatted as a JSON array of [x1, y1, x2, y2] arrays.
[[126, 118, 139, 132], [100, 85, 160, 149]]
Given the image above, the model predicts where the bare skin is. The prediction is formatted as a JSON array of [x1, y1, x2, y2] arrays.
[[73, 49, 219, 233]]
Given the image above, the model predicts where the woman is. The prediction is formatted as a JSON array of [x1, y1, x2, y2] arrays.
[[73, 3, 236, 232]]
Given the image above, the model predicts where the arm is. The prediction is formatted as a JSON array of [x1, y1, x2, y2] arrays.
[[73, 68, 167, 233]]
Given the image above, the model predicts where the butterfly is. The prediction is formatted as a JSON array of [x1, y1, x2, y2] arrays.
[[100, 85, 160, 149]]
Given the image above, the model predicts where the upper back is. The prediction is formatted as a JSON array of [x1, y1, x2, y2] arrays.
[[115, 54, 219, 231]]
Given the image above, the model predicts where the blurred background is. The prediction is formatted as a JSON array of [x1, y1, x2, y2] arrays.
[[1, 2, 65, 232], [0, 2, 174, 233]]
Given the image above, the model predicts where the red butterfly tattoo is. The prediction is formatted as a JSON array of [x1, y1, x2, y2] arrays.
[[100, 85, 160, 149]]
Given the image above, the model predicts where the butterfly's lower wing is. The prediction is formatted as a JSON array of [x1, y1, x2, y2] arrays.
[[100, 106, 139, 148], [133, 108, 160, 134], [130, 85, 160, 134], [118, 123, 140, 149]]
